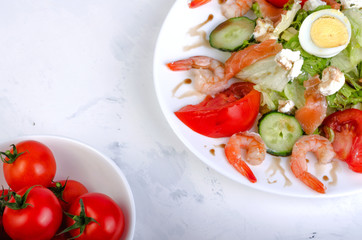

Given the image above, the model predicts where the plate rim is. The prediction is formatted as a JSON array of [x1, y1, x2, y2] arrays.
[[152, 0, 362, 199]]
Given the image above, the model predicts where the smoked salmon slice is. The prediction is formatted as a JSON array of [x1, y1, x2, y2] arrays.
[[295, 76, 328, 135], [255, 0, 287, 24], [321, 0, 341, 9], [224, 39, 283, 81]]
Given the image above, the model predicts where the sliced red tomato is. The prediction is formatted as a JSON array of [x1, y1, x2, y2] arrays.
[[265, 0, 308, 8], [188, 0, 211, 8], [175, 82, 260, 138], [265, 0, 288, 8], [322, 109, 362, 173]]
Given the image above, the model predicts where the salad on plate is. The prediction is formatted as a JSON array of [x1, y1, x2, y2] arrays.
[[164, 0, 362, 194]]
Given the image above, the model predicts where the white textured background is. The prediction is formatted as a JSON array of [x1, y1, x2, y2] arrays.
[[0, 0, 361, 239]]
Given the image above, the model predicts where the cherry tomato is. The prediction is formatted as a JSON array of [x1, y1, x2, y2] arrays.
[[175, 82, 261, 138], [322, 109, 362, 172], [266, 0, 308, 8], [1, 140, 56, 191], [49, 179, 88, 211], [3, 186, 63, 240], [65, 192, 125, 240]]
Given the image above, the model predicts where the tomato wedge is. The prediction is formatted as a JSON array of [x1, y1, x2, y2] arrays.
[[175, 82, 261, 138], [265, 0, 289, 8], [265, 0, 308, 8], [321, 109, 362, 173], [188, 0, 211, 8]]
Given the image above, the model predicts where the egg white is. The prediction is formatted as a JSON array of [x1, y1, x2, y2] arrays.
[[299, 9, 351, 58]]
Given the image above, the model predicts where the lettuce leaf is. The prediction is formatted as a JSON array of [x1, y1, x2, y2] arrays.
[[343, 9, 362, 47], [288, 5, 331, 31], [283, 80, 305, 108], [274, 1, 301, 36], [329, 8, 362, 111], [331, 49, 358, 75], [251, 2, 262, 18], [280, 27, 298, 42], [342, 9, 362, 66], [326, 82, 362, 109], [326, 62, 362, 110], [253, 85, 285, 111], [283, 34, 330, 78], [290, 9, 307, 31], [235, 56, 290, 92]]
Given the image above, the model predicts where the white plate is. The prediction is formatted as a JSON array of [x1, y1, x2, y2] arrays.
[[153, 0, 362, 197], [0, 135, 136, 240]]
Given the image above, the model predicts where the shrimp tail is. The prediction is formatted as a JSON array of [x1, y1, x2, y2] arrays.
[[166, 59, 193, 71], [298, 171, 326, 194], [231, 160, 257, 183], [189, 0, 212, 8]]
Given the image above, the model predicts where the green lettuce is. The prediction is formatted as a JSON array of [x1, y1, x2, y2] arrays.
[[251, 2, 262, 18], [253, 85, 285, 111], [280, 27, 298, 42], [235, 56, 290, 92], [326, 82, 362, 109], [326, 62, 362, 110], [283, 80, 305, 109], [289, 6, 331, 31], [290, 9, 307, 31], [343, 9, 362, 66], [283, 34, 330, 78], [274, 1, 301, 36], [329, 8, 362, 111], [343, 9, 362, 46], [331, 49, 358, 75]]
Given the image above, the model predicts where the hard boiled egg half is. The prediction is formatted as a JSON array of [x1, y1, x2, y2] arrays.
[[299, 9, 351, 58]]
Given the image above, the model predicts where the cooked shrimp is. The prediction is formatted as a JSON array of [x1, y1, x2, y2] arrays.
[[189, 0, 212, 8], [225, 132, 266, 183], [167, 56, 229, 95], [290, 135, 336, 194], [221, 0, 254, 19]]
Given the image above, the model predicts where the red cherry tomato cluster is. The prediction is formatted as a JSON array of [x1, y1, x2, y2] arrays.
[[0, 140, 125, 240]]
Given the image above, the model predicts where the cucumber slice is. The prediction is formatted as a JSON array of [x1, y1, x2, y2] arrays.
[[258, 112, 304, 156], [209, 17, 255, 52]]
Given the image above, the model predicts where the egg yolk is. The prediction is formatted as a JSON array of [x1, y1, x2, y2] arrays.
[[310, 16, 348, 48]]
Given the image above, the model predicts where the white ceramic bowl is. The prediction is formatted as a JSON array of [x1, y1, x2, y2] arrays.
[[0, 135, 136, 240]]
